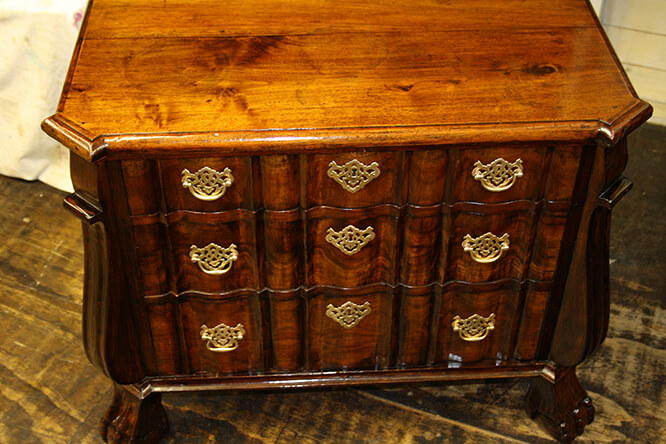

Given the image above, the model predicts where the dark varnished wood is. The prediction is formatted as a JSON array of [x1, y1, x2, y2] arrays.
[[548, 140, 631, 367], [179, 292, 264, 375], [306, 206, 400, 287], [101, 384, 168, 444], [443, 201, 536, 283], [4, 124, 665, 443], [159, 157, 255, 213], [433, 280, 521, 366], [526, 367, 595, 442], [306, 151, 405, 207], [41, 1, 653, 442], [307, 284, 393, 370]]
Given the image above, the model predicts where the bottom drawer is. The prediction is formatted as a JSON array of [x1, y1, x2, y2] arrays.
[[143, 281, 551, 376], [433, 280, 521, 366], [307, 284, 393, 371], [179, 292, 264, 375]]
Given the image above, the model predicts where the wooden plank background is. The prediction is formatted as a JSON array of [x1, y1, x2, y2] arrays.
[[0, 124, 664, 443]]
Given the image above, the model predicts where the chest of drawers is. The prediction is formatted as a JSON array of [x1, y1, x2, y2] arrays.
[[42, 0, 651, 442]]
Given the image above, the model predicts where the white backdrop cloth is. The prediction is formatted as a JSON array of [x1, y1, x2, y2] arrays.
[[1, 0, 87, 192]]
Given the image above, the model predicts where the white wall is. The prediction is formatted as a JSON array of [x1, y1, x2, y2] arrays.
[[593, 0, 666, 125]]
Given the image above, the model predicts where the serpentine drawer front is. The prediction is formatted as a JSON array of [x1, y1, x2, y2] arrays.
[[43, 0, 651, 442]]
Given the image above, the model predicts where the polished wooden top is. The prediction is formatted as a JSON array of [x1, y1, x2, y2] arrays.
[[44, 0, 651, 160]]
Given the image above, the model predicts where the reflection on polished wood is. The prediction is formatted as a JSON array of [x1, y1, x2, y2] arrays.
[[1, 123, 662, 443]]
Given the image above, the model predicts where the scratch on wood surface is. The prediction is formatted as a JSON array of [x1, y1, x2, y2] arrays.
[[357, 389, 527, 443], [14, 238, 69, 261], [611, 276, 655, 292]]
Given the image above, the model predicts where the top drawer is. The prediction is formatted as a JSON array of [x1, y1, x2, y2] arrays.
[[306, 151, 404, 208], [161, 157, 254, 212], [451, 147, 544, 203], [121, 145, 583, 215], [450, 145, 583, 203]]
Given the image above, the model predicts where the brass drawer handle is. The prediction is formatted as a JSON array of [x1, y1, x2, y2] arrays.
[[190, 243, 239, 274], [452, 313, 495, 342], [200, 322, 245, 352], [326, 301, 372, 329], [471, 158, 523, 192], [325, 225, 375, 255], [327, 159, 380, 193], [181, 166, 234, 201], [462, 232, 510, 263]]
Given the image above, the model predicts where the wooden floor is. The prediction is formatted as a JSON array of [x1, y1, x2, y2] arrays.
[[0, 124, 664, 443]]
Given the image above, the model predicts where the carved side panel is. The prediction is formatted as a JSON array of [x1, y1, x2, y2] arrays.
[[80, 220, 108, 372], [68, 155, 147, 383], [549, 141, 628, 366]]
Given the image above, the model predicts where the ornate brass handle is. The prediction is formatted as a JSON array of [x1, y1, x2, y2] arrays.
[[181, 166, 234, 201], [189, 243, 239, 274], [200, 322, 245, 352], [452, 313, 495, 342], [326, 301, 372, 328], [325, 225, 375, 255], [462, 232, 510, 263], [471, 158, 523, 192], [327, 159, 380, 193]]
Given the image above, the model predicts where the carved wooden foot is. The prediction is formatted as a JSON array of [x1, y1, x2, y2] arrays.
[[526, 367, 595, 442], [100, 384, 168, 444]]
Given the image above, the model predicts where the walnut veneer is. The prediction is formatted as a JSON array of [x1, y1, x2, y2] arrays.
[[43, 0, 652, 442]]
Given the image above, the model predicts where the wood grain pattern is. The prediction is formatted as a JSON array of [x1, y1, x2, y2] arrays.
[[44, 0, 650, 161], [0, 123, 662, 443]]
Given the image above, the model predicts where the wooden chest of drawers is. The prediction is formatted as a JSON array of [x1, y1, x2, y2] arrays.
[[42, 0, 651, 442]]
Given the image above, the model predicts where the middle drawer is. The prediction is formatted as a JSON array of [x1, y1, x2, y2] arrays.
[[305, 205, 400, 287]]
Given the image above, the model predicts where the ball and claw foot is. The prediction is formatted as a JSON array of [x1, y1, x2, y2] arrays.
[[525, 367, 595, 442], [100, 384, 168, 444]]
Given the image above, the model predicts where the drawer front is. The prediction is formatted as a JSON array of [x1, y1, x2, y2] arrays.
[[451, 147, 545, 203], [307, 285, 392, 370], [307, 151, 404, 207], [306, 206, 399, 287], [442, 202, 536, 282], [160, 157, 254, 212], [167, 211, 260, 293], [433, 281, 520, 365], [180, 293, 263, 375]]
